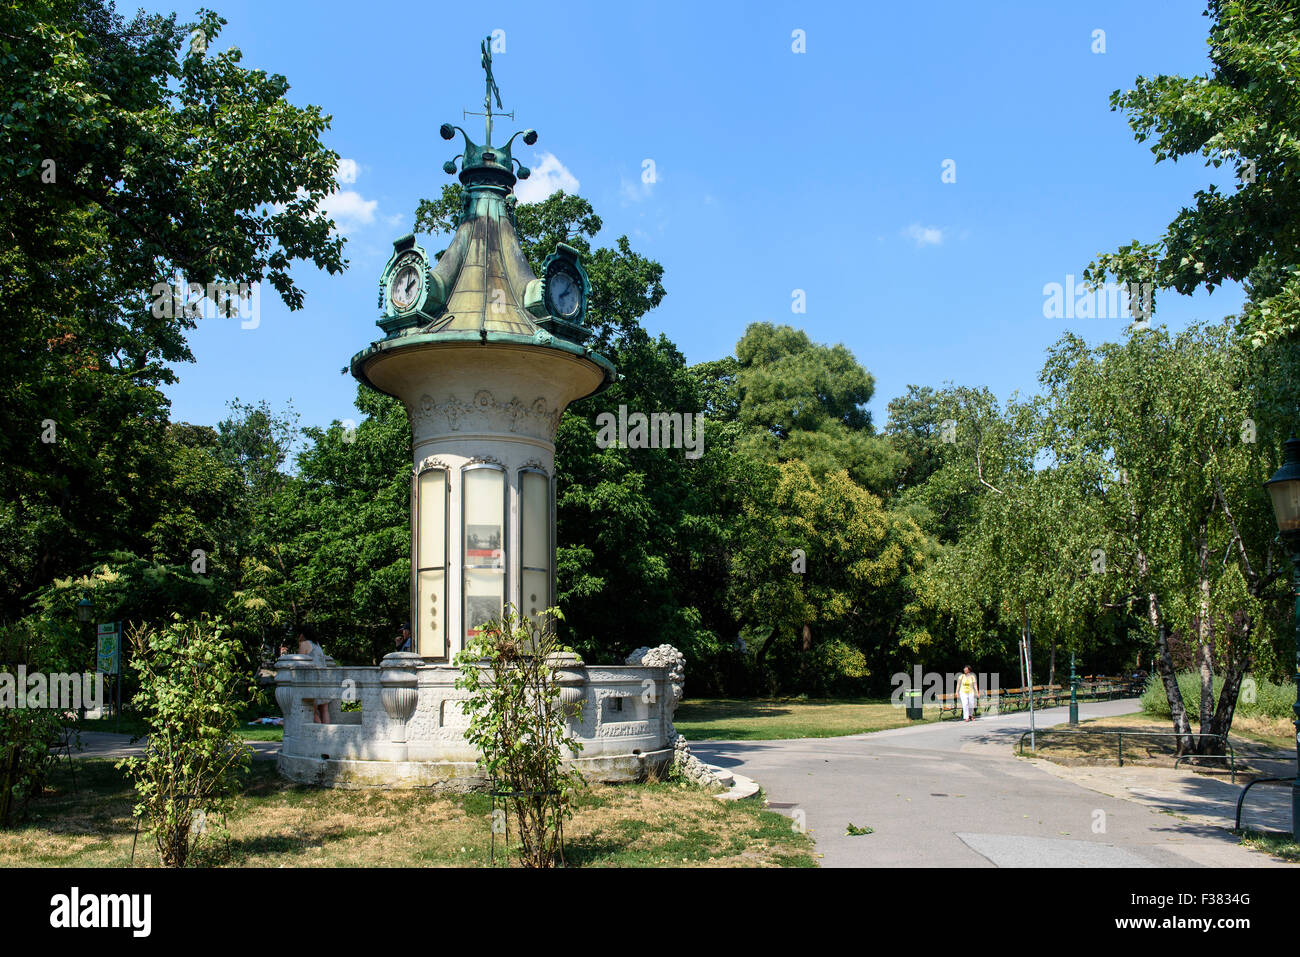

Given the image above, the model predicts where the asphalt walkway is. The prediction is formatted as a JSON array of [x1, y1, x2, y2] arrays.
[[691, 699, 1295, 867], [69, 731, 281, 761]]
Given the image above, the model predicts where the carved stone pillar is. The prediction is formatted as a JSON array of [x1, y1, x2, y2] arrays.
[[380, 652, 422, 760], [275, 654, 312, 744]]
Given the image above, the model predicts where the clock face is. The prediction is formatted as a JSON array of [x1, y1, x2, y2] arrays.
[[548, 271, 581, 318], [390, 263, 422, 312]]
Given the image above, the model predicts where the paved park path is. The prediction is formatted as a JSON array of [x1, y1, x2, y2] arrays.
[[692, 699, 1296, 868], [70, 731, 281, 761]]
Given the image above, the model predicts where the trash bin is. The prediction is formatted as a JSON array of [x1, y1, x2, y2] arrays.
[[904, 689, 923, 720]]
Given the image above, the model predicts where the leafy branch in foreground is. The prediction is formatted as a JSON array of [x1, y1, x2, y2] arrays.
[[118, 615, 252, 867], [454, 607, 585, 868]]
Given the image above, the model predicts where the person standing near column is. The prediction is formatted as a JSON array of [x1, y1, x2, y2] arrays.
[[395, 622, 412, 653], [958, 666, 979, 722], [297, 624, 331, 724]]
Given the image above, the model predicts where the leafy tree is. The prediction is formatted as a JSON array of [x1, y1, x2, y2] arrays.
[[0, 1, 345, 620], [1034, 323, 1290, 752], [145, 423, 245, 574], [0, 618, 80, 828], [735, 322, 901, 499], [936, 323, 1290, 749], [1083, 0, 1300, 345], [265, 388, 410, 663], [884, 385, 948, 493], [729, 459, 928, 694]]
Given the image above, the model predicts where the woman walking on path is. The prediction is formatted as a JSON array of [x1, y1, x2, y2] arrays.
[[958, 666, 979, 722]]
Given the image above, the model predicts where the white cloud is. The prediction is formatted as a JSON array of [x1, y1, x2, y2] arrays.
[[313, 158, 381, 235], [514, 152, 579, 203], [336, 158, 360, 184], [321, 190, 378, 231], [903, 223, 945, 247]]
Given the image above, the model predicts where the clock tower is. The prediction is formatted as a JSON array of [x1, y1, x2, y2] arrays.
[[350, 39, 614, 661]]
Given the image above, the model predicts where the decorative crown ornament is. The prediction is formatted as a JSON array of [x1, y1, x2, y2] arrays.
[[439, 37, 537, 188]]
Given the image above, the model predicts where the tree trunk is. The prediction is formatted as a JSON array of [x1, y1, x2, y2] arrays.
[[1195, 529, 1215, 749], [0, 744, 16, 829], [1137, 541, 1194, 754], [1201, 615, 1254, 757], [1149, 591, 1195, 753], [1203, 658, 1248, 756], [1048, 639, 1057, 688]]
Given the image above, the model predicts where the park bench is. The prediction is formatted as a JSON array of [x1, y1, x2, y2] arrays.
[[994, 684, 1065, 713]]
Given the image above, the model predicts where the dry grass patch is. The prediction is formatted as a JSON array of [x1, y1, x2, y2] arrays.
[[1018, 711, 1290, 776], [0, 760, 814, 869]]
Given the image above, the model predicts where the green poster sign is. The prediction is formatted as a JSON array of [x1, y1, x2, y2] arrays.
[[96, 622, 120, 675]]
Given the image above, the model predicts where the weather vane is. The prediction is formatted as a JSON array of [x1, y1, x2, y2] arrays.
[[464, 36, 512, 146]]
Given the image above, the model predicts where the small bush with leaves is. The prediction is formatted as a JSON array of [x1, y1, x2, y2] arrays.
[[454, 607, 585, 868], [0, 618, 80, 829], [118, 615, 252, 867], [1141, 671, 1295, 722]]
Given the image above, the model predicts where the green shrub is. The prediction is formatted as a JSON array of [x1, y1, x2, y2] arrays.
[[1141, 671, 1295, 721], [454, 607, 585, 868], [0, 618, 81, 829], [118, 615, 252, 867], [0, 705, 64, 829]]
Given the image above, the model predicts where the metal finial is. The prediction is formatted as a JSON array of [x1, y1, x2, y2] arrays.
[[480, 36, 502, 146]]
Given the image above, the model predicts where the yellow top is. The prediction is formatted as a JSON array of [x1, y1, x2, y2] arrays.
[[958, 673, 976, 693]]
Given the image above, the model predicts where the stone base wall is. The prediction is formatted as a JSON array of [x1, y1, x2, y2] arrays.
[[274, 653, 677, 789]]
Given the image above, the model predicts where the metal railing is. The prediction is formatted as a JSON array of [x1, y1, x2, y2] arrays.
[[1017, 729, 1235, 782], [1234, 777, 1291, 830]]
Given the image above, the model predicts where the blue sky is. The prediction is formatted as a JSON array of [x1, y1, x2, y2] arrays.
[[151, 0, 1245, 435]]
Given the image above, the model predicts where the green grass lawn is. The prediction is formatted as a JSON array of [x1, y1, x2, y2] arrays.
[[673, 696, 936, 741], [0, 759, 815, 868]]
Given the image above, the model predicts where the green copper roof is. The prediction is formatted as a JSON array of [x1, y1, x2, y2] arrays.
[[350, 37, 615, 400]]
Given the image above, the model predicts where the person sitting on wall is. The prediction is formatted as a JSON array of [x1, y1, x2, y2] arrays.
[[297, 624, 330, 724], [395, 622, 412, 653]]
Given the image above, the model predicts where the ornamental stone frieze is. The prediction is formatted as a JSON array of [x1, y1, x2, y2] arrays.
[[407, 389, 563, 440]]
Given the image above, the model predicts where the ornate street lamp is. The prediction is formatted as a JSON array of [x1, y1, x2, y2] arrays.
[[1264, 436, 1300, 839]]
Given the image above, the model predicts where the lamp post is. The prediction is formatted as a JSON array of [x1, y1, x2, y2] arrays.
[[1264, 436, 1300, 839], [75, 597, 92, 722], [1069, 652, 1079, 726]]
